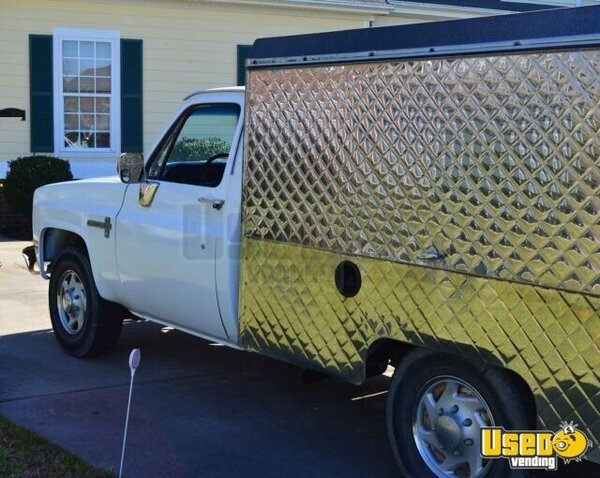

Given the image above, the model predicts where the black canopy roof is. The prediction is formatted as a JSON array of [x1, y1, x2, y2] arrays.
[[248, 5, 600, 65]]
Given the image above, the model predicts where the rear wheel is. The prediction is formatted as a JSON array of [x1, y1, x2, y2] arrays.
[[386, 349, 534, 478], [49, 247, 125, 357]]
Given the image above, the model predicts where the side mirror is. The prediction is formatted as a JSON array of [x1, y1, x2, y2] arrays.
[[118, 153, 144, 184]]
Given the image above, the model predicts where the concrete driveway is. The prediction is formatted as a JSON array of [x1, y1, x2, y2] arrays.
[[0, 238, 597, 477]]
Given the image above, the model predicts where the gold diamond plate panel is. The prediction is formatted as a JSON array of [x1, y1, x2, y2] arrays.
[[239, 239, 600, 462], [244, 49, 600, 295]]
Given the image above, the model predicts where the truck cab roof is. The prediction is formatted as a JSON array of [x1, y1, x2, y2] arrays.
[[183, 86, 245, 101]]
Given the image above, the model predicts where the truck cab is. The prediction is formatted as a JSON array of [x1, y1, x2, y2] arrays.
[[33, 87, 245, 353]]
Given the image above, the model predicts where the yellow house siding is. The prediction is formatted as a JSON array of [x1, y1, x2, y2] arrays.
[[0, 0, 369, 173], [0, 0, 497, 176], [0, 10, 29, 166]]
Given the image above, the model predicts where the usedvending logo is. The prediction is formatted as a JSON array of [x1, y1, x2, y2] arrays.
[[480, 422, 592, 471]]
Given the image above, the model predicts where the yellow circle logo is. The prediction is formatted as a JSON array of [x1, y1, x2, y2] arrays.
[[551, 422, 591, 463]]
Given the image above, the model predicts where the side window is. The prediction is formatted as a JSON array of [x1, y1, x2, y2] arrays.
[[147, 104, 240, 187]]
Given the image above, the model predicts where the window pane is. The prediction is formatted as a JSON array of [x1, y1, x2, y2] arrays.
[[81, 114, 95, 131], [95, 132, 110, 148], [81, 132, 94, 148], [80, 41, 94, 58], [96, 97, 110, 113], [170, 106, 239, 163], [96, 77, 111, 93], [63, 40, 78, 58], [80, 59, 95, 76], [64, 131, 80, 148], [80, 97, 94, 113], [63, 76, 79, 93], [96, 114, 110, 130], [63, 59, 78, 76], [64, 97, 79, 113], [64, 114, 79, 130], [88, 133, 96, 148], [95, 59, 111, 76], [96, 42, 111, 59], [80, 77, 94, 93]]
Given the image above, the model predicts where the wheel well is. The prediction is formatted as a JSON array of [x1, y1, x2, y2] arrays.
[[366, 338, 413, 370], [43, 228, 88, 264], [500, 366, 538, 428], [366, 339, 537, 423]]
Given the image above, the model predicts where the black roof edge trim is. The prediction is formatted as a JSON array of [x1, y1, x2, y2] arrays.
[[247, 5, 600, 65]]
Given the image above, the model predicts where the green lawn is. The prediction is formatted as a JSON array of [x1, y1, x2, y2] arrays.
[[0, 415, 114, 478]]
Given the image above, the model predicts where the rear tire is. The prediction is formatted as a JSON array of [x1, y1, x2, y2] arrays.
[[49, 247, 125, 357], [386, 348, 534, 478]]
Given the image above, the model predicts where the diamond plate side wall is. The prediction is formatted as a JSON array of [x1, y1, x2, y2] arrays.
[[244, 49, 600, 296], [239, 238, 600, 462]]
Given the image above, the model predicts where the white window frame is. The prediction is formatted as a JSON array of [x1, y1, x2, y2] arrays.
[[53, 28, 121, 157]]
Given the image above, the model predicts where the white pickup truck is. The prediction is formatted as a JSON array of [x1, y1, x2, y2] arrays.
[[34, 87, 246, 354], [32, 7, 600, 477]]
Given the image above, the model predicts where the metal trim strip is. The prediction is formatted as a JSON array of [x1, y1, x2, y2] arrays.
[[247, 34, 600, 68]]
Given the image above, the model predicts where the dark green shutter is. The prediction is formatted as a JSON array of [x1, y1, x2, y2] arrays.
[[121, 39, 143, 153], [29, 35, 54, 153], [237, 45, 251, 86]]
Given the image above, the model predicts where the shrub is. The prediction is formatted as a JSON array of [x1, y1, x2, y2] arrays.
[[3, 156, 73, 217], [171, 137, 230, 162]]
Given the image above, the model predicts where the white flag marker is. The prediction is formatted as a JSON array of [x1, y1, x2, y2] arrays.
[[119, 348, 141, 478]]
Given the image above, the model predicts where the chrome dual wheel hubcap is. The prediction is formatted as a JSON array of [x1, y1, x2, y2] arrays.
[[56, 270, 87, 335], [413, 376, 494, 477]]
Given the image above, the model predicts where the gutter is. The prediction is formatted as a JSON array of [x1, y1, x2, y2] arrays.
[[201, 0, 395, 14], [386, 1, 521, 18], [175, 0, 533, 20]]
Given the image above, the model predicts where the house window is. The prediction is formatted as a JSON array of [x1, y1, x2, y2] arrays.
[[53, 29, 120, 155]]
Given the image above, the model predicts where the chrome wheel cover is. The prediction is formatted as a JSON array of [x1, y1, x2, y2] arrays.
[[56, 269, 87, 335], [412, 376, 494, 477]]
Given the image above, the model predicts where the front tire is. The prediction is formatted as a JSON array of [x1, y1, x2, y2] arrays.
[[49, 247, 124, 357], [386, 349, 534, 478]]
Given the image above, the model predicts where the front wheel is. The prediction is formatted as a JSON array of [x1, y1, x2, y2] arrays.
[[49, 247, 125, 357], [386, 349, 534, 478]]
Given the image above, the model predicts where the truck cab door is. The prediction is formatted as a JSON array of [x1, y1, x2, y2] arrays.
[[115, 101, 243, 341]]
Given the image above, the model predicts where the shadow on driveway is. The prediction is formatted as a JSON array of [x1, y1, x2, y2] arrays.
[[1, 320, 598, 477], [1, 320, 397, 477]]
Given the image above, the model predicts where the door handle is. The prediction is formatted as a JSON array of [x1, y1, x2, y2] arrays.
[[198, 197, 225, 210], [418, 247, 446, 261]]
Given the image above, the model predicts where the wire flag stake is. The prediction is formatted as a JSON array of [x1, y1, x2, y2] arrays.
[[119, 348, 141, 478]]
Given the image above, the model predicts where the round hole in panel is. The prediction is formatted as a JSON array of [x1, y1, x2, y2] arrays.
[[334, 261, 361, 298]]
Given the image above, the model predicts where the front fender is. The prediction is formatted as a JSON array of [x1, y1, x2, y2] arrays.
[[33, 177, 128, 302]]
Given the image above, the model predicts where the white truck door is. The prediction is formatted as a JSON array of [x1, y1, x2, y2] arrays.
[[115, 101, 243, 341]]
